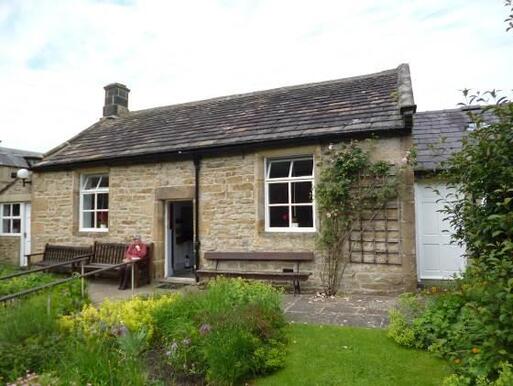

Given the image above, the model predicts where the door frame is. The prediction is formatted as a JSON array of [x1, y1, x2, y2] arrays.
[[414, 182, 424, 281], [164, 201, 172, 278], [164, 200, 194, 278], [19, 202, 31, 267]]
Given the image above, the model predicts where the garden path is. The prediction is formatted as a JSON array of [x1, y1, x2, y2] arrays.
[[282, 293, 397, 328]]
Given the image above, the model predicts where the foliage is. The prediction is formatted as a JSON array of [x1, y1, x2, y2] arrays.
[[256, 323, 450, 386], [506, 0, 513, 32], [60, 294, 178, 342], [0, 280, 87, 383], [0, 263, 56, 297], [316, 141, 410, 295], [389, 97, 513, 385], [153, 278, 287, 385], [46, 334, 149, 386], [387, 293, 426, 347], [442, 362, 513, 386], [15, 294, 177, 386]]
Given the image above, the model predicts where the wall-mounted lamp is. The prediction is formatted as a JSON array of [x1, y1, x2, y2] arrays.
[[16, 168, 32, 186]]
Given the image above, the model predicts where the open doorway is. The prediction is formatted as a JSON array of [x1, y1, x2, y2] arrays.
[[165, 201, 194, 279]]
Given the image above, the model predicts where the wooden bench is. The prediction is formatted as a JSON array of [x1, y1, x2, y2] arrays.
[[84, 241, 152, 287], [26, 244, 93, 272], [197, 252, 313, 295]]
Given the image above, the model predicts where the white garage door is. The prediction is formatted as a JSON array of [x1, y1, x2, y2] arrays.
[[415, 182, 466, 280]]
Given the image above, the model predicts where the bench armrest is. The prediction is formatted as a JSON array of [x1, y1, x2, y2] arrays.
[[25, 252, 44, 257], [25, 253, 44, 267]]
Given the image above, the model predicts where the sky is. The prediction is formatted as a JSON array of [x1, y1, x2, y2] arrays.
[[0, 0, 511, 153]]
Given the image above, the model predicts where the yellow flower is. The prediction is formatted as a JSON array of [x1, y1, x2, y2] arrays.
[[472, 347, 480, 354], [454, 358, 461, 364]]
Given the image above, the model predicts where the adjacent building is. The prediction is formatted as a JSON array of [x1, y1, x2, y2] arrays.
[[0, 146, 42, 265]]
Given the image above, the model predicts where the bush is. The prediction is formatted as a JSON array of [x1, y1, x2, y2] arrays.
[[0, 280, 87, 383], [0, 263, 57, 297], [28, 294, 178, 386], [389, 281, 513, 384], [47, 333, 149, 386], [60, 293, 178, 342], [389, 102, 513, 384], [153, 278, 287, 385]]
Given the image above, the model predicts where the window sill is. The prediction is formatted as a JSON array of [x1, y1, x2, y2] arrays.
[[0, 233, 21, 237], [79, 228, 109, 233], [264, 228, 317, 234]]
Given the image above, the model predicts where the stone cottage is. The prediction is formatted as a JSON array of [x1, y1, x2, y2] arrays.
[[31, 64, 419, 293], [0, 146, 42, 265]]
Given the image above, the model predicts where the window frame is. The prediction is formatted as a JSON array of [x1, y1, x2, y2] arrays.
[[79, 174, 109, 232], [0, 203, 22, 236], [264, 156, 316, 233]]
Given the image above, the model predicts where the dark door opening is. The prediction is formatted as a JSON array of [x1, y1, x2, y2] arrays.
[[166, 201, 194, 278]]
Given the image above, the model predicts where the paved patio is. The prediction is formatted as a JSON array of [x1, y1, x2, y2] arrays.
[[87, 279, 397, 328], [283, 293, 397, 328], [87, 278, 181, 304]]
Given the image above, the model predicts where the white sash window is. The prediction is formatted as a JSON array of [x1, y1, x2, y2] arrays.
[[79, 174, 109, 232], [1, 203, 21, 235], [265, 156, 315, 232]]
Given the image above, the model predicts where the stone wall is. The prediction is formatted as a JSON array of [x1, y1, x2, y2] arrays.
[[0, 235, 20, 265], [0, 165, 32, 203], [31, 136, 417, 293]]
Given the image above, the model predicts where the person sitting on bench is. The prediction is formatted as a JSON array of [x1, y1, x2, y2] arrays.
[[119, 235, 148, 290]]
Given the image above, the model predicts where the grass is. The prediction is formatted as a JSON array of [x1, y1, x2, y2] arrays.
[[255, 323, 451, 386]]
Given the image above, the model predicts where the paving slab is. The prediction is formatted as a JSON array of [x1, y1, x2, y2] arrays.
[[283, 293, 397, 328], [87, 278, 185, 304]]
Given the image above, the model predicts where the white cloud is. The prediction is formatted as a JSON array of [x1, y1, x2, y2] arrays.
[[0, 0, 511, 152]]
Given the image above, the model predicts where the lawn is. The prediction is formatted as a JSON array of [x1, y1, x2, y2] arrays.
[[255, 323, 451, 386]]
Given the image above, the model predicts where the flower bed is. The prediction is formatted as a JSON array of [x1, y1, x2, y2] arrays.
[[5, 278, 286, 385]]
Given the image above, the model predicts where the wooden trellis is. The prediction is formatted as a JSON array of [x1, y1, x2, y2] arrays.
[[348, 172, 402, 265]]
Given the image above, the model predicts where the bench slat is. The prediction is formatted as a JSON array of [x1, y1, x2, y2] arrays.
[[91, 242, 126, 265], [196, 269, 312, 281], [204, 252, 314, 261]]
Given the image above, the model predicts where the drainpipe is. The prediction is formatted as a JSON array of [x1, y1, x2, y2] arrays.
[[193, 156, 201, 282]]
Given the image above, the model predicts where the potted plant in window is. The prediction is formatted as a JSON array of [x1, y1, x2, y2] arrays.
[[98, 212, 108, 228]]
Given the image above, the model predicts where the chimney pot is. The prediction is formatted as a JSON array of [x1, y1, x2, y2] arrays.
[[103, 83, 130, 117]]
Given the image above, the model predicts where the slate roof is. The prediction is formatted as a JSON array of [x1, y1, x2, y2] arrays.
[[413, 108, 472, 171], [0, 146, 42, 168], [35, 64, 416, 170]]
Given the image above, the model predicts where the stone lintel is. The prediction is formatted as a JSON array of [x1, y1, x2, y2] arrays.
[[155, 186, 194, 201]]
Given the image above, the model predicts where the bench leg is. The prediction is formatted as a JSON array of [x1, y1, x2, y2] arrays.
[[293, 279, 300, 296]]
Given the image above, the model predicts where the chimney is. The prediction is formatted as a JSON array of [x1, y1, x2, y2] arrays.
[[103, 83, 130, 117]]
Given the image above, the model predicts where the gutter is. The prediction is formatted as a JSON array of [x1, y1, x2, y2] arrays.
[[193, 156, 201, 282]]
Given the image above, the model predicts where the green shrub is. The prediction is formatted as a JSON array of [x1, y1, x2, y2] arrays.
[[389, 102, 513, 384], [60, 293, 178, 342], [0, 280, 87, 383], [387, 309, 417, 348], [48, 334, 149, 386], [390, 282, 513, 383], [442, 362, 513, 386], [387, 293, 428, 348], [153, 278, 287, 385], [0, 264, 57, 297]]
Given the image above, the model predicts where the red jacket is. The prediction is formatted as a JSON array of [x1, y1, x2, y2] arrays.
[[125, 242, 148, 260]]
